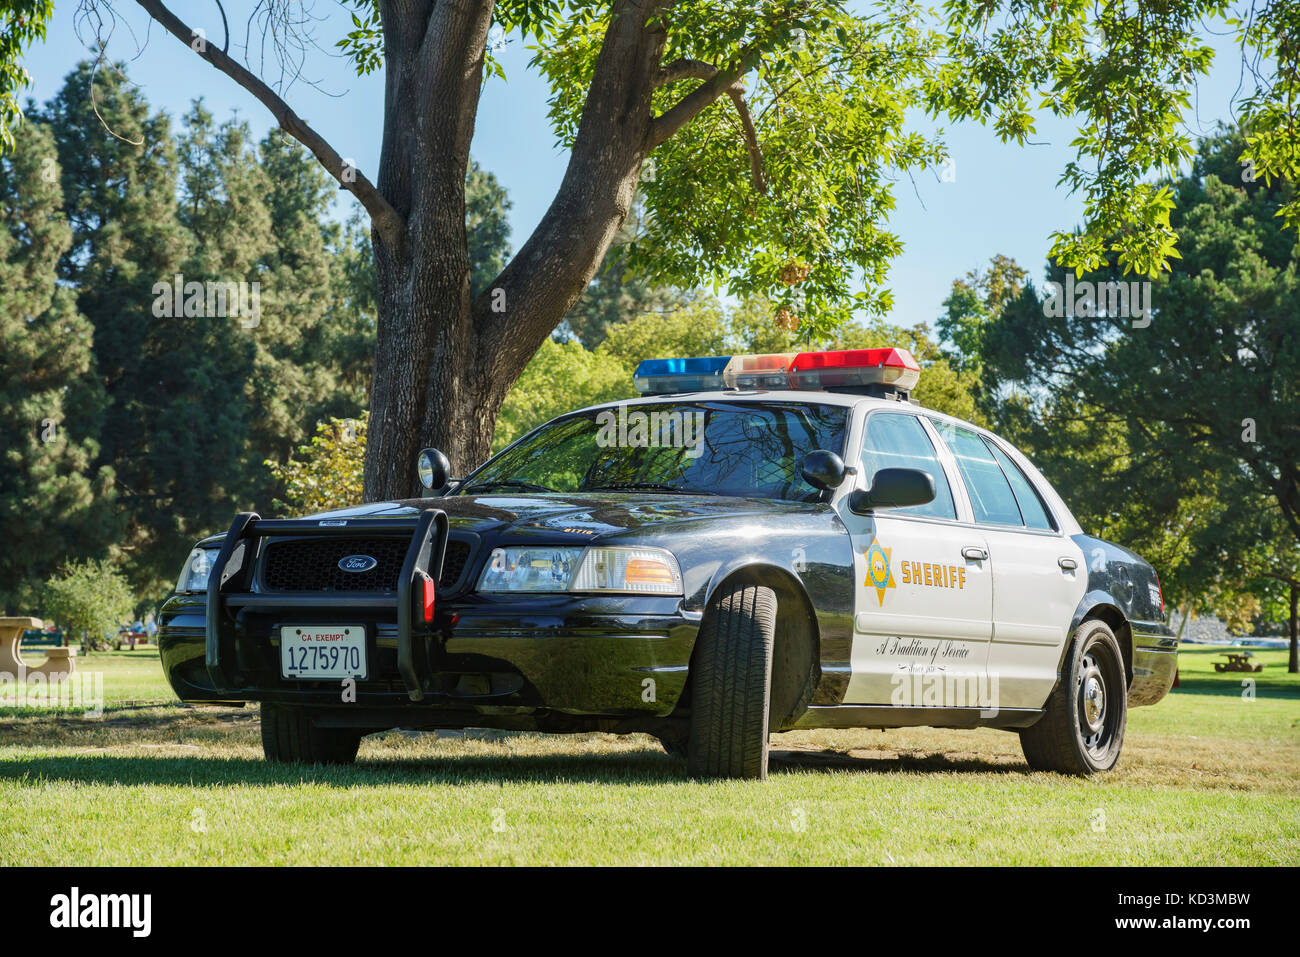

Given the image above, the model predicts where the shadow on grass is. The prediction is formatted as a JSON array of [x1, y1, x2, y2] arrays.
[[0, 741, 1029, 789], [770, 748, 1029, 775]]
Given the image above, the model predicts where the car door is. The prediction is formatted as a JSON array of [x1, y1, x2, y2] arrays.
[[928, 420, 1087, 709], [838, 410, 994, 708]]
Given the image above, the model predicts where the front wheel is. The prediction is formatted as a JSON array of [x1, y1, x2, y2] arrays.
[[1019, 619, 1127, 774], [687, 583, 776, 780], [261, 704, 362, 765]]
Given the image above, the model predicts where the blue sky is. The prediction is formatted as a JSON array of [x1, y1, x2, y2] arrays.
[[20, 3, 1249, 333]]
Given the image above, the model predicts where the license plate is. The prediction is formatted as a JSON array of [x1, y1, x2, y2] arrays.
[[280, 625, 368, 680]]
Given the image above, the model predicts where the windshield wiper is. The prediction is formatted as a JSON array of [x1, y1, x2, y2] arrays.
[[583, 482, 708, 494], [462, 480, 556, 493]]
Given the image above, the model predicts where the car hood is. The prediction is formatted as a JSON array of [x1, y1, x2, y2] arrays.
[[294, 492, 823, 541]]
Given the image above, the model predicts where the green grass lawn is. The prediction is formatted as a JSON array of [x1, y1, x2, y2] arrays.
[[0, 645, 1295, 865], [0, 645, 176, 713]]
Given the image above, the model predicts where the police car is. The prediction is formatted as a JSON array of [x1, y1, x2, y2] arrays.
[[159, 347, 1177, 779]]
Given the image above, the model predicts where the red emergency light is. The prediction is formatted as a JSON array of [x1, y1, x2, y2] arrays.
[[788, 347, 920, 392]]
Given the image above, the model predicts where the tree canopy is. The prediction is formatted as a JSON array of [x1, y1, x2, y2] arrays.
[[327, 0, 1300, 321]]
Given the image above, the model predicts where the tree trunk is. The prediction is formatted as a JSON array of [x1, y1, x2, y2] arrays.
[[360, 0, 495, 500], [362, 0, 669, 500], [363, 244, 474, 499], [1289, 582, 1298, 674]]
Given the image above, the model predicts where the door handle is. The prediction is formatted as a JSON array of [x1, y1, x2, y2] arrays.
[[1058, 557, 1078, 571], [961, 546, 988, 561]]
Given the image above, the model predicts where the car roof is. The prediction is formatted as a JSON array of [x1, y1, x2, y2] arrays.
[[584, 389, 889, 411]]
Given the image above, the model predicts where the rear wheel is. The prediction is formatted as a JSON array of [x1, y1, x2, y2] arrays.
[[260, 703, 362, 765], [1019, 619, 1127, 774], [687, 583, 776, 780]]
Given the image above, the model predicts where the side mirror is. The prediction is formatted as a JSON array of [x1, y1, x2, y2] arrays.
[[800, 450, 849, 491], [849, 467, 935, 512], [417, 448, 451, 492]]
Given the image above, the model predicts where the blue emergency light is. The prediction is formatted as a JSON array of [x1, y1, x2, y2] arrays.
[[632, 355, 731, 394]]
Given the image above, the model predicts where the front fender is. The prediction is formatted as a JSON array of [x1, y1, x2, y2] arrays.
[[610, 510, 856, 708]]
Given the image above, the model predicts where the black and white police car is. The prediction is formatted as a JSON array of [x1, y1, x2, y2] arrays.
[[160, 347, 1177, 779]]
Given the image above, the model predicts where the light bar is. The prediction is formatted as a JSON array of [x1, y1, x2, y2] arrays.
[[633, 355, 730, 394], [788, 347, 920, 392], [632, 347, 922, 395], [722, 353, 796, 390]]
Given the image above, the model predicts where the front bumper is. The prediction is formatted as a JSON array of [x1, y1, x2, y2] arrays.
[[160, 592, 698, 721], [1129, 620, 1178, 707]]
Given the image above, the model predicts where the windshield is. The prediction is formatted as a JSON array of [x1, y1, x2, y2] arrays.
[[462, 400, 849, 501]]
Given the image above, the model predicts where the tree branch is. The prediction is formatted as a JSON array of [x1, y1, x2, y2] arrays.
[[133, 0, 406, 248], [655, 57, 716, 85], [651, 54, 767, 193], [725, 84, 768, 194], [647, 46, 761, 146]]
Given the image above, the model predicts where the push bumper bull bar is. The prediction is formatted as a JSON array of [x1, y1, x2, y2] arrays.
[[205, 509, 450, 702]]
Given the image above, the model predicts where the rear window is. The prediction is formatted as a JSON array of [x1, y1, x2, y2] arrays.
[[932, 422, 1024, 526], [986, 440, 1056, 531]]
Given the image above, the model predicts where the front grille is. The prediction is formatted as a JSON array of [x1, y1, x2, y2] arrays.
[[439, 539, 470, 587], [261, 537, 472, 593]]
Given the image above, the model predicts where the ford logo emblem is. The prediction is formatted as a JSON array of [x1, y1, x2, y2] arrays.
[[338, 554, 378, 573]]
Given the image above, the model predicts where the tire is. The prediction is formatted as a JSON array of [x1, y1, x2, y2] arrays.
[[1019, 619, 1127, 774], [687, 583, 776, 780], [260, 703, 362, 765]]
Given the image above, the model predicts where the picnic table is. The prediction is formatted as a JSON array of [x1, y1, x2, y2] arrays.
[[114, 626, 148, 650], [0, 617, 78, 681], [1214, 651, 1263, 673]]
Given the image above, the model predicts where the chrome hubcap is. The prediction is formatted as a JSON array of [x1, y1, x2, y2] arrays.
[[1074, 642, 1120, 759], [1082, 673, 1105, 733]]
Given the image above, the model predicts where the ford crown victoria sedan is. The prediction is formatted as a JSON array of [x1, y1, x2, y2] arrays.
[[159, 347, 1177, 779]]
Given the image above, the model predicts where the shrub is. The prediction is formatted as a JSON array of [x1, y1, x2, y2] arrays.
[[42, 559, 135, 651], [265, 414, 367, 514]]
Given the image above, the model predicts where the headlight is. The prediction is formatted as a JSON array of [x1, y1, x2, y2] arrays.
[[571, 547, 682, 594], [478, 547, 584, 592], [175, 547, 216, 594], [476, 546, 683, 595]]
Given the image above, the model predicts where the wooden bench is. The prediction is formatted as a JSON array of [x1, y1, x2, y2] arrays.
[[0, 617, 78, 681]]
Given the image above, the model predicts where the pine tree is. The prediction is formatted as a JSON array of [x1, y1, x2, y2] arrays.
[[42, 61, 241, 595], [0, 119, 116, 612]]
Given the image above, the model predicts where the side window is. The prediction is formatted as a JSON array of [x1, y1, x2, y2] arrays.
[[932, 422, 1023, 526], [860, 413, 956, 520], [986, 441, 1056, 531]]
